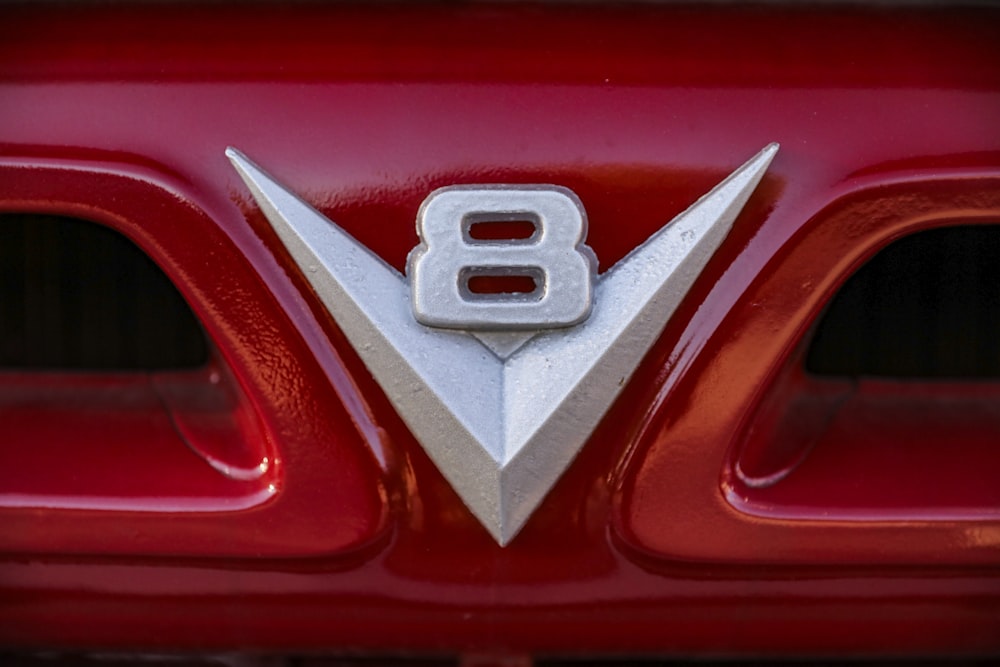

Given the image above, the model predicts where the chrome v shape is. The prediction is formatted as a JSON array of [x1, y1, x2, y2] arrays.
[[227, 144, 777, 545]]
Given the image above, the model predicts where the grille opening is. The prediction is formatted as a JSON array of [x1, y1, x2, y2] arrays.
[[730, 224, 1000, 520], [0, 214, 271, 513], [0, 214, 208, 370], [806, 225, 1000, 378]]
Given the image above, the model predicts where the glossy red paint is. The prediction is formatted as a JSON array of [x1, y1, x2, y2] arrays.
[[618, 174, 1000, 565], [1, 1, 999, 659], [0, 158, 389, 557]]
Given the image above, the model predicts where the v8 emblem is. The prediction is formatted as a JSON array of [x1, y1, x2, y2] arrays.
[[228, 145, 777, 545]]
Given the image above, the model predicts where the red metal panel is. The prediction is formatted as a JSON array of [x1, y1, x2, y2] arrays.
[[617, 174, 1000, 564], [0, 1, 998, 658], [0, 158, 389, 557]]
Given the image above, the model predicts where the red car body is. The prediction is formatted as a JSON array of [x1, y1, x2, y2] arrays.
[[1, 1, 999, 661]]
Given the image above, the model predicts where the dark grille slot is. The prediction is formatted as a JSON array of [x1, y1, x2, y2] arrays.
[[0, 214, 270, 516], [807, 224, 1000, 378], [733, 223, 1000, 521], [0, 214, 207, 370]]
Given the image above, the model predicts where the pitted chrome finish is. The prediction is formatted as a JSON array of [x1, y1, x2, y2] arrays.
[[227, 144, 778, 545]]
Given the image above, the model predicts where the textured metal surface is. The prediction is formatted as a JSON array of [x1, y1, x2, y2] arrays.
[[228, 145, 776, 544], [410, 186, 596, 332]]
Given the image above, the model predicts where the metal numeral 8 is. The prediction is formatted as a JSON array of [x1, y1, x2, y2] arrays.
[[407, 186, 597, 330]]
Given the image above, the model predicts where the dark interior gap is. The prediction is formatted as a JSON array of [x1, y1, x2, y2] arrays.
[[0, 214, 208, 370], [807, 224, 1000, 379]]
